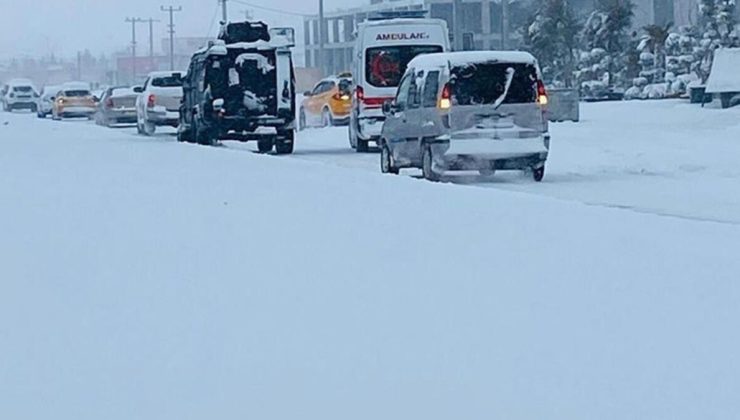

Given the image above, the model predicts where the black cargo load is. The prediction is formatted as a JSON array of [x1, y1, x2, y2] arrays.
[[218, 21, 270, 44]]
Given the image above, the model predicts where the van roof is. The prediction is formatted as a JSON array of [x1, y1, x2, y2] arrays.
[[147, 71, 185, 78], [358, 17, 447, 29], [408, 51, 538, 69]]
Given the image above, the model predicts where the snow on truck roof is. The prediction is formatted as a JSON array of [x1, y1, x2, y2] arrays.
[[408, 51, 538, 69]]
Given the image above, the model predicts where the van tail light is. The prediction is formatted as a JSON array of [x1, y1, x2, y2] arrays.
[[355, 86, 364, 102], [438, 83, 452, 110], [537, 80, 548, 106], [147, 94, 156, 108]]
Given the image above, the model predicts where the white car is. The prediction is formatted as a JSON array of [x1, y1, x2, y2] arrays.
[[2, 79, 39, 112], [37, 85, 62, 118], [349, 11, 449, 152], [135, 71, 184, 135]]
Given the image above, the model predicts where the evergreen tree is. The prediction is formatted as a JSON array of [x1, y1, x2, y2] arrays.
[[696, 0, 739, 82], [576, 0, 635, 90], [523, 0, 582, 87]]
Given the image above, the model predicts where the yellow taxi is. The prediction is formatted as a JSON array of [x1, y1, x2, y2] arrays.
[[52, 83, 97, 120], [299, 74, 353, 129]]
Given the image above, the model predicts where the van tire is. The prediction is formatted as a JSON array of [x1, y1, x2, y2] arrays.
[[533, 165, 545, 182], [380, 142, 398, 174], [258, 139, 274, 153], [422, 145, 440, 182], [275, 130, 294, 155], [298, 108, 307, 131]]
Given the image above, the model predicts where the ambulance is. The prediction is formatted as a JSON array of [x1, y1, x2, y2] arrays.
[[349, 11, 450, 152]]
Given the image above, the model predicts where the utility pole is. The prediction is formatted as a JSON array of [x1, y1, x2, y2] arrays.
[[161, 6, 183, 71], [125, 17, 145, 83], [318, 0, 325, 76], [77, 51, 82, 80], [501, 0, 509, 50], [146, 18, 161, 60], [220, 0, 228, 23]]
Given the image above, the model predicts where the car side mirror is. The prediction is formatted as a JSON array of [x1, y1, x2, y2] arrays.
[[133, 86, 143, 93], [303, 91, 312, 97]]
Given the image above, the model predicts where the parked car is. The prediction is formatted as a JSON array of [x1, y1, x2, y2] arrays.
[[2, 79, 39, 112], [178, 21, 296, 154], [299, 75, 353, 129], [135, 71, 184, 135], [52, 82, 97, 119], [349, 11, 450, 152], [95, 86, 138, 126], [379, 51, 551, 182], [37, 85, 62, 118]]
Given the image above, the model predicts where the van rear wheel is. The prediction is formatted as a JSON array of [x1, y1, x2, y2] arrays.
[[533, 165, 545, 182], [380, 142, 398, 174], [422, 145, 440, 182]]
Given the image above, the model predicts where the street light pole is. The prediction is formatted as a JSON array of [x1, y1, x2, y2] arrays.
[[501, 0, 509, 50], [318, 0, 325, 76], [125, 17, 145, 83], [161, 6, 183, 71], [220, 0, 228, 23]]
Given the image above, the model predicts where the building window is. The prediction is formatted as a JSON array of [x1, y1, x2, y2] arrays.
[[306, 51, 312, 68], [332, 19, 340, 43], [312, 20, 319, 45], [462, 2, 482, 33], [344, 16, 355, 41], [431, 3, 454, 32], [490, 2, 502, 34], [304, 21, 311, 46]]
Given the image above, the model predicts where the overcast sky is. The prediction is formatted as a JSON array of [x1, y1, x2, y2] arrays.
[[0, 0, 364, 59]]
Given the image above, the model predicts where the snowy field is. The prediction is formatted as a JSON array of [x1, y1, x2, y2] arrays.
[[1, 101, 740, 420]]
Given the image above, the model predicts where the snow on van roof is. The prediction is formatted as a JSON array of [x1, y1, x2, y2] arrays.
[[705, 48, 740, 94], [409, 51, 538, 69], [358, 17, 447, 28]]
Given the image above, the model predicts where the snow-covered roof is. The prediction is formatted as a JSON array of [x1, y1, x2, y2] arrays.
[[110, 87, 137, 98], [409, 51, 538, 69], [358, 18, 446, 28], [705, 48, 740, 94]]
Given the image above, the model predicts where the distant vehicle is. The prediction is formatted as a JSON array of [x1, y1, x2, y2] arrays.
[[52, 82, 96, 119], [96, 86, 138, 126], [349, 11, 450, 152], [135, 71, 184, 135], [299, 74, 353, 129], [37, 85, 62, 118], [178, 21, 296, 154], [2, 79, 39, 112], [380, 51, 551, 182]]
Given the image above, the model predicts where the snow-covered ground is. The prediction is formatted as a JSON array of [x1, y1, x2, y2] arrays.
[[1, 102, 740, 420]]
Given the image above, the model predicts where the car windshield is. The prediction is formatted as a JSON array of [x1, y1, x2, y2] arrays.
[[111, 88, 134, 97], [64, 90, 91, 97], [13, 86, 33, 93], [151, 75, 183, 88], [338, 79, 353, 95], [450, 62, 538, 105], [365, 45, 443, 88]]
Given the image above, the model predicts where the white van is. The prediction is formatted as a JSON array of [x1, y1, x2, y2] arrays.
[[349, 12, 449, 152]]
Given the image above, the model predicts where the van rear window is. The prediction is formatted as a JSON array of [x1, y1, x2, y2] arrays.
[[366, 45, 443, 88], [64, 90, 91, 97], [450, 62, 538, 105], [151, 75, 183, 88]]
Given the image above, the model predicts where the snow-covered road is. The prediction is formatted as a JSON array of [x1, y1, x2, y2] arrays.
[[1, 102, 740, 420]]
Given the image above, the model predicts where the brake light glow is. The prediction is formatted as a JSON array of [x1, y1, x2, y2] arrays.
[[147, 94, 156, 108], [537, 80, 548, 106], [355, 86, 364, 102], [439, 83, 452, 110]]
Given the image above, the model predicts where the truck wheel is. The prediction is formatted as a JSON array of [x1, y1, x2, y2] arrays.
[[275, 130, 294, 155], [177, 126, 193, 143], [143, 121, 156, 136], [380, 142, 398, 174], [532, 166, 545, 182], [356, 136, 369, 153], [298, 108, 307, 131], [196, 125, 216, 146], [422, 145, 440, 182], [258, 139, 274, 153]]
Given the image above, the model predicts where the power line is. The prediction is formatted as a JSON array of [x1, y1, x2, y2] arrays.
[[161, 6, 183, 71], [229, 0, 310, 17]]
